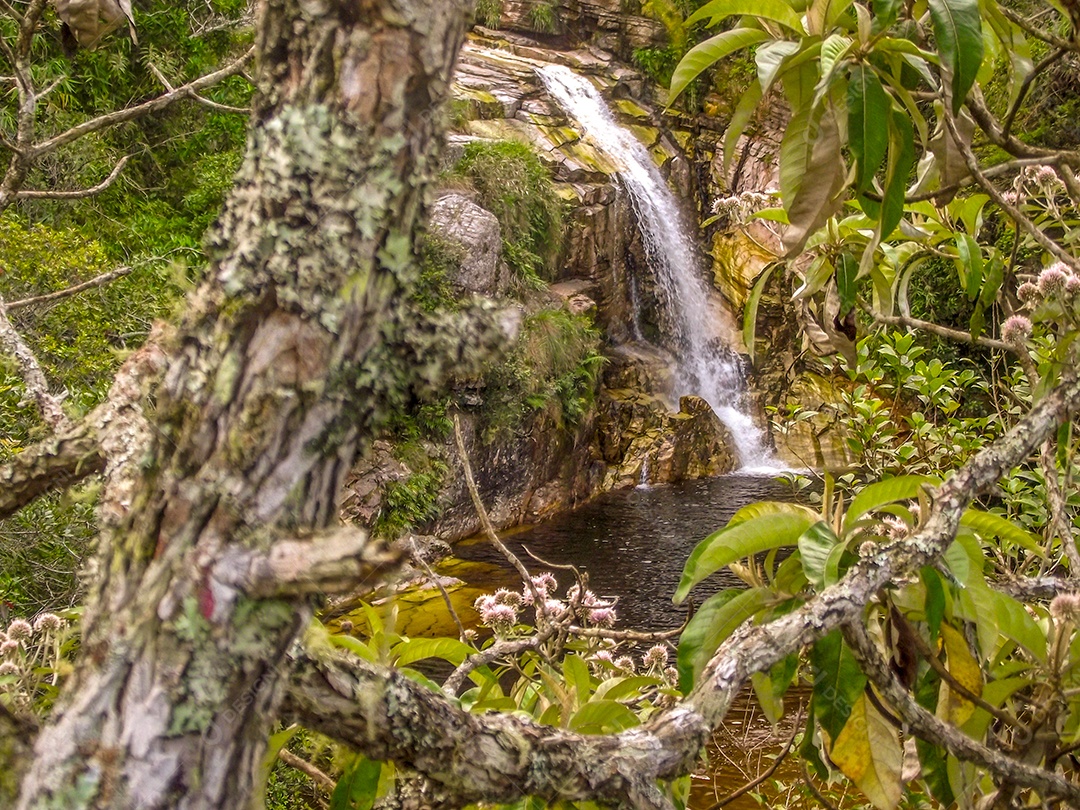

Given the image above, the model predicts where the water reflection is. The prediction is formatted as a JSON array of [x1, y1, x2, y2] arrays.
[[457, 474, 798, 629]]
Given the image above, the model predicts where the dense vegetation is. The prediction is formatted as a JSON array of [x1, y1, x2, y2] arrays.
[[2, 1, 1080, 809]]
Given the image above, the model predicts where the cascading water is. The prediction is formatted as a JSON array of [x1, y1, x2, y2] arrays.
[[537, 64, 780, 471]]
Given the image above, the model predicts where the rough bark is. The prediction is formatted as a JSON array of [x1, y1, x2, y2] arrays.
[[14, 1, 481, 807]]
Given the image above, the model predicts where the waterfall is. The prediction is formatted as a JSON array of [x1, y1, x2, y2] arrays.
[[537, 64, 780, 471]]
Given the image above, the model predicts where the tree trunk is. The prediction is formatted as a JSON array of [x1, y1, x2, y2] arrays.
[[15, 1, 474, 806]]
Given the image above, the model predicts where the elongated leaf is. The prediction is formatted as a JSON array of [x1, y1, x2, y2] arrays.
[[569, 699, 640, 734], [392, 637, 474, 667], [563, 653, 593, 705], [960, 508, 1043, 557], [743, 263, 777, 364], [676, 513, 816, 602], [723, 78, 763, 171], [686, 0, 805, 31], [848, 65, 890, 194], [811, 629, 867, 739], [879, 109, 915, 239], [728, 500, 821, 527], [872, 0, 903, 30], [928, 0, 984, 114], [937, 623, 982, 727], [800, 521, 840, 590], [757, 40, 801, 97], [782, 108, 846, 256], [836, 252, 857, 316], [670, 28, 769, 103], [956, 233, 983, 301], [992, 588, 1047, 661], [331, 757, 382, 810], [920, 566, 945, 641], [594, 675, 661, 702], [830, 693, 903, 810], [677, 588, 772, 691], [844, 475, 938, 532]]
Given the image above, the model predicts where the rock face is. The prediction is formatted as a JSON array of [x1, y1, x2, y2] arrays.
[[343, 25, 744, 542], [429, 192, 509, 296]]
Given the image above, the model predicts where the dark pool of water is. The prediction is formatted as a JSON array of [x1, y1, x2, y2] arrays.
[[456, 473, 799, 631]]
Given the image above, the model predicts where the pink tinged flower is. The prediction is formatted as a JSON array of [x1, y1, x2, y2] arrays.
[[643, 645, 669, 669], [481, 603, 517, 635], [593, 650, 614, 664], [587, 607, 616, 628], [543, 599, 567, 617], [1038, 265, 1069, 296], [0, 640, 19, 655], [1067, 275, 1080, 295], [473, 594, 496, 614], [0, 661, 18, 676], [663, 666, 679, 686], [1050, 593, 1080, 624], [1034, 165, 1059, 185], [1017, 282, 1041, 304], [614, 655, 636, 674], [1001, 190, 1021, 206], [492, 588, 522, 609], [5, 620, 31, 641], [33, 613, 63, 633], [1001, 315, 1033, 345]]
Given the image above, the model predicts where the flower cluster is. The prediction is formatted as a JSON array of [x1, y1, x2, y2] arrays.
[[0, 612, 71, 715], [567, 584, 618, 628], [474, 588, 523, 637], [711, 191, 773, 225], [1007, 260, 1080, 343]]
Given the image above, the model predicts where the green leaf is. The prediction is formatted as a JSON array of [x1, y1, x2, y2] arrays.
[[676, 513, 816, 603], [677, 588, 772, 691], [799, 521, 840, 590], [829, 693, 903, 809], [743, 263, 777, 365], [960, 508, 1044, 558], [956, 233, 983, 301], [331, 757, 382, 810], [670, 28, 770, 103], [928, 0, 984, 114], [782, 108, 847, 256], [917, 739, 955, 807], [811, 629, 867, 739], [569, 699, 640, 734], [848, 65, 890, 195], [844, 475, 938, 533], [686, 0, 805, 31], [836, 252, 858, 316], [920, 566, 946, 641], [723, 78, 763, 171], [391, 637, 474, 667], [872, 0, 903, 30], [594, 675, 662, 702], [879, 109, 915, 239], [563, 653, 594, 705], [936, 623, 982, 726]]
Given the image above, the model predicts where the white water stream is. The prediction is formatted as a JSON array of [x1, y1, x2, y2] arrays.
[[538, 65, 780, 471]]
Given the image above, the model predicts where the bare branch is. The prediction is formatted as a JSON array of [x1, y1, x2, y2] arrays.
[[14, 155, 131, 200], [842, 620, 1080, 804], [0, 295, 71, 432], [27, 48, 254, 161], [0, 418, 103, 521], [211, 528, 400, 598], [277, 748, 335, 793], [409, 537, 468, 643], [945, 107, 1080, 274], [705, 718, 800, 810], [1040, 438, 1080, 574], [452, 411, 549, 627], [868, 306, 1010, 352], [6, 266, 133, 311]]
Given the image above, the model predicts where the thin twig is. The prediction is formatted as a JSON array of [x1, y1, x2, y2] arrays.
[[866, 305, 1011, 352], [1040, 438, 1080, 575], [6, 266, 133, 311], [14, 156, 131, 201], [452, 412, 548, 628], [278, 748, 336, 792], [408, 538, 468, 643], [706, 717, 801, 809]]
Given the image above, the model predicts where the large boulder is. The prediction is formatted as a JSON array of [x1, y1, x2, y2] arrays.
[[429, 193, 510, 296]]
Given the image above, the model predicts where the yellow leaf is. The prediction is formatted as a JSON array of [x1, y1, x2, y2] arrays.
[[937, 624, 983, 727], [829, 692, 903, 810]]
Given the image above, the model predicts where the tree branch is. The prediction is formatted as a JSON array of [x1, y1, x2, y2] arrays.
[[842, 620, 1080, 804], [0, 295, 71, 432], [13, 155, 131, 200], [5, 266, 133, 311], [27, 48, 254, 161], [868, 306, 1010, 352]]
